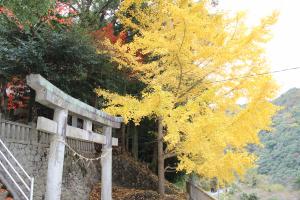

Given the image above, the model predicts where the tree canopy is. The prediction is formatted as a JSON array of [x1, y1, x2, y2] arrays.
[[96, 0, 279, 187], [0, 0, 132, 105]]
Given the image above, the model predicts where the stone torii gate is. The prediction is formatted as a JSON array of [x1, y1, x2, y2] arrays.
[[26, 74, 123, 200]]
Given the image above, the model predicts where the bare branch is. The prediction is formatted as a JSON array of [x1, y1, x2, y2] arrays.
[[164, 165, 177, 173], [164, 152, 177, 159], [95, 0, 115, 16]]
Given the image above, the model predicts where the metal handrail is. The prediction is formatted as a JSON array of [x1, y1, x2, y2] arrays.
[[30, 177, 34, 200], [0, 139, 32, 180], [0, 150, 30, 191], [0, 137, 34, 200], [0, 161, 29, 200]]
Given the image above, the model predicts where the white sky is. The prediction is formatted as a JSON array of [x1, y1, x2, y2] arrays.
[[219, 0, 300, 94]]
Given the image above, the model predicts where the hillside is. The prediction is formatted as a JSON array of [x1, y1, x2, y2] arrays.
[[89, 149, 185, 200], [257, 88, 300, 185]]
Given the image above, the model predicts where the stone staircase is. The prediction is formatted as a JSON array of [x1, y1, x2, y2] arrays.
[[0, 137, 34, 200], [0, 167, 22, 200]]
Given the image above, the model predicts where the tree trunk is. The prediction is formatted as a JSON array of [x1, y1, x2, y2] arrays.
[[157, 117, 165, 198], [132, 125, 139, 160], [151, 140, 158, 173], [27, 89, 35, 123], [121, 123, 126, 154], [126, 124, 130, 152]]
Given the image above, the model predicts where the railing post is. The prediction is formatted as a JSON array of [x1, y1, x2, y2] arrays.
[[45, 108, 68, 200], [29, 122, 37, 144], [186, 181, 191, 200], [101, 126, 112, 200], [72, 116, 78, 127], [0, 113, 3, 137], [30, 177, 34, 200], [83, 119, 92, 131]]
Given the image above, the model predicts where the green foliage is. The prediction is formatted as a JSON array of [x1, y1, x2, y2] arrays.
[[173, 174, 187, 190], [0, 11, 140, 104], [265, 184, 285, 192], [228, 183, 241, 195], [243, 169, 286, 193], [240, 193, 259, 200], [187, 174, 219, 192], [243, 169, 270, 188], [294, 176, 300, 189], [243, 169, 259, 187], [220, 192, 233, 200], [1, 25, 90, 99], [257, 88, 300, 185], [0, 0, 55, 31]]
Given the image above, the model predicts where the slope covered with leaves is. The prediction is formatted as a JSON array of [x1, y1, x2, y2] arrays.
[[258, 88, 300, 184]]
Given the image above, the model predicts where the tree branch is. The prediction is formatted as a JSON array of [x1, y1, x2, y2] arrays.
[[95, 0, 114, 15], [164, 152, 177, 160], [175, 18, 187, 95], [164, 165, 177, 173]]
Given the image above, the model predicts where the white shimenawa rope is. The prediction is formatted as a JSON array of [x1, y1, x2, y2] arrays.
[[58, 139, 112, 163]]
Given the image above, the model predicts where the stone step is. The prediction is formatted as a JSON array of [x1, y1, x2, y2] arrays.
[[0, 164, 25, 200]]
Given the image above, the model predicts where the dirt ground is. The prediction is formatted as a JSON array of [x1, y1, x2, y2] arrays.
[[89, 184, 186, 200]]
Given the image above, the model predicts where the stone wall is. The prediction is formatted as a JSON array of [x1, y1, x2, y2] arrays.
[[0, 120, 101, 200], [186, 181, 216, 200], [0, 119, 184, 200]]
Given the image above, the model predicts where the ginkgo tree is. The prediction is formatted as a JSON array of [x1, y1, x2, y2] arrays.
[[95, 0, 279, 197]]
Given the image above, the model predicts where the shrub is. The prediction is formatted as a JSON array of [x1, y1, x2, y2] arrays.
[[240, 193, 259, 200], [294, 176, 300, 189], [228, 183, 241, 195], [268, 198, 279, 200], [267, 184, 285, 192], [220, 192, 233, 200]]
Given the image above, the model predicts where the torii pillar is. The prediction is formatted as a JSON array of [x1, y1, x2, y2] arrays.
[[101, 126, 112, 200], [45, 108, 68, 199]]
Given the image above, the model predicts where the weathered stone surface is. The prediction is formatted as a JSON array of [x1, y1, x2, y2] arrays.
[[2, 138, 100, 200]]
